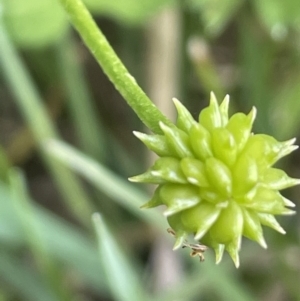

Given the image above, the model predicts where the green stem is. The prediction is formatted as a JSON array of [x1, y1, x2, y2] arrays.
[[57, 0, 173, 134]]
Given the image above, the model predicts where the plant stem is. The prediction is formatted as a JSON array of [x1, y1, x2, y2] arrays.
[[57, 0, 173, 134]]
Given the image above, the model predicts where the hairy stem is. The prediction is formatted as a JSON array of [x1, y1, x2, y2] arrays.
[[58, 0, 173, 134]]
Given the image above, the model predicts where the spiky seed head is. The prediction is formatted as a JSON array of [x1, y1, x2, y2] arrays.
[[129, 93, 299, 268]]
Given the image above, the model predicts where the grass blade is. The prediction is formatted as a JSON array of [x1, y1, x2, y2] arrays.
[[55, 30, 107, 161], [9, 168, 74, 301], [92, 213, 149, 301], [45, 139, 166, 228], [0, 250, 57, 301], [0, 181, 107, 294], [0, 19, 94, 227]]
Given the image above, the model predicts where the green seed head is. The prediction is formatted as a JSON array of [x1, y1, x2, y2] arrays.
[[130, 92, 299, 267]]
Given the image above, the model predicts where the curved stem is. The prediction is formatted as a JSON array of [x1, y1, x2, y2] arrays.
[[58, 0, 173, 134]]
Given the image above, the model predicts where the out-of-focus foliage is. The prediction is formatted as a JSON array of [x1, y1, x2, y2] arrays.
[[1, 0, 68, 48], [254, 0, 300, 29], [187, 0, 243, 36], [84, 0, 175, 24], [1, 0, 175, 48], [0, 0, 300, 300]]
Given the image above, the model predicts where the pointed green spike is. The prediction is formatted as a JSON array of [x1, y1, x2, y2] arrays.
[[199, 92, 222, 131], [262, 167, 300, 190], [130, 157, 187, 184], [280, 208, 296, 215], [215, 244, 225, 264], [150, 157, 187, 183], [282, 197, 296, 208], [281, 137, 297, 147], [257, 234, 268, 249], [159, 122, 194, 158], [242, 208, 267, 249], [219, 95, 230, 126], [226, 112, 254, 154], [140, 198, 162, 209], [244, 187, 292, 215], [173, 231, 188, 250], [133, 131, 173, 157], [258, 213, 286, 234], [129, 170, 163, 183], [226, 238, 241, 268], [278, 145, 299, 160], [140, 187, 163, 209], [273, 138, 298, 162], [189, 123, 213, 160], [247, 106, 257, 126], [173, 98, 196, 133]]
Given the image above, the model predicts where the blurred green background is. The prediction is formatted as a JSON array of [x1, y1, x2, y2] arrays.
[[0, 0, 300, 300]]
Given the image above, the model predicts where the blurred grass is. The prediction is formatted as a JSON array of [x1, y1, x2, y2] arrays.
[[0, 0, 300, 300], [0, 18, 95, 228], [93, 213, 150, 301], [9, 168, 73, 300], [55, 30, 107, 162]]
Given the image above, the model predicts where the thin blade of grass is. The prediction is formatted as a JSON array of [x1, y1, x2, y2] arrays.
[[0, 19, 94, 228], [0, 181, 107, 294], [92, 212, 149, 301], [45, 139, 166, 228], [55, 30, 107, 162], [9, 168, 74, 301], [0, 250, 57, 301]]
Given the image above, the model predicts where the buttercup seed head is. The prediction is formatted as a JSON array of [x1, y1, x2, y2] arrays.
[[129, 92, 299, 268]]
